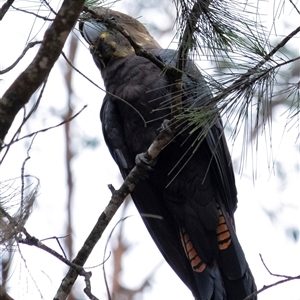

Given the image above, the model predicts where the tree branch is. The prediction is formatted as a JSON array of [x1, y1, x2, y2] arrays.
[[243, 275, 300, 300], [54, 127, 173, 300], [11, 5, 55, 21], [0, 0, 85, 149], [0, 285, 14, 300], [0, 0, 14, 21], [0, 202, 99, 300]]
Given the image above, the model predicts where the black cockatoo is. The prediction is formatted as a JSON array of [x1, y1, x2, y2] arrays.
[[79, 7, 256, 300]]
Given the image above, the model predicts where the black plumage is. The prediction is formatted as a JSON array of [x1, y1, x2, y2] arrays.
[[79, 7, 256, 300]]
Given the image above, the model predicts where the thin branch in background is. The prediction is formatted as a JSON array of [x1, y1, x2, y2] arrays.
[[242, 254, 300, 300], [0, 41, 42, 75], [42, 0, 58, 16], [0, 105, 87, 165], [0, 79, 47, 164], [11, 5, 55, 21], [62, 34, 79, 263], [19, 234, 100, 300], [0, 0, 14, 20], [61, 51, 105, 91], [61, 33, 79, 300], [243, 275, 300, 300], [259, 253, 295, 279], [41, 235, 70, 260]]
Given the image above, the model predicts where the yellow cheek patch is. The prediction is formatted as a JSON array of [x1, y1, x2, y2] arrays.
[[180, 228, 206, 273], [100, 32, 109, 40], [110, 41, 117, 48], [216, 206, 232, 250]]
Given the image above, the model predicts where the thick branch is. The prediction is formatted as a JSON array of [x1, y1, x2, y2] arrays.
[[0, 285, 14, 300], [0, 0, 85, 149], [54, 128, 173, 300], [0, 0, 14, 20]]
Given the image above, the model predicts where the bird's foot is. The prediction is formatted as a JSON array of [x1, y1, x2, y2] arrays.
[[135, 152, 157, 179], [159, 119, 173, 134]]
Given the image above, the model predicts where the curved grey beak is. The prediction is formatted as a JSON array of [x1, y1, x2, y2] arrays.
[[79, 20, 107, 45]]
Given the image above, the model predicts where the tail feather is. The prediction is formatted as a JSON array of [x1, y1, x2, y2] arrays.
[[191, 261, 256, 300], [193, 265, 226, 300], [217, 202, 257, 300], [180, 202, 256, 300], [221, 267, 257, 300], [217, 203, 248, 279]]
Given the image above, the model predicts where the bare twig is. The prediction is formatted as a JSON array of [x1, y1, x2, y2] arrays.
[[19, 234, 99, 300], [11, 5, 55, 21], [42, 0, 57, 16], [107, 184, 116, 194], [0, 80, 47, 164], [243, 275, 300, 300], [83, 271, 99, 300], [63, 34, 79, 265], [1, 105, 87, 149], [242, 254, 300, 300], [0, 0, 85, 149], [41, 235, 70, 259], [259, 253, 295, 279], [0, 41, 42, 74]]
